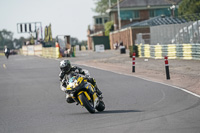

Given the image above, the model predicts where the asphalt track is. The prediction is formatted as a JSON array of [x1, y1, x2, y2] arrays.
[[0, 55, 200, 133]]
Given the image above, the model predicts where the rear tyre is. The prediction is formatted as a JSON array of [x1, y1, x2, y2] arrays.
[[79, 93, 95, 113], [96, 101, 105, 112]]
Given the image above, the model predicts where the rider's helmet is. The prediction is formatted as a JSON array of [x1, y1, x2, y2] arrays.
[[60, 60, 72, 73]]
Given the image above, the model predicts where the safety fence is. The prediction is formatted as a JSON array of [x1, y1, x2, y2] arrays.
[[137, 44, 200, 60], [20, 44, 60, 58]]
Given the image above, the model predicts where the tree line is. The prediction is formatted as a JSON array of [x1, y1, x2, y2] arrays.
[[0, 29, 26, 50], [93, 0, 200, 15], [93, 0, 200, 37], [0, 29, 87, 51]]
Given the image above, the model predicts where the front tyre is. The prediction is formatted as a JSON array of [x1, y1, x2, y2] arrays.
[[79, 93, 95, 113], [5, 54, 9, 59], [96, 101, 105, 112]]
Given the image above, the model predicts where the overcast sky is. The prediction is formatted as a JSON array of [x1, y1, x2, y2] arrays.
[[0, 0, 98, 41]]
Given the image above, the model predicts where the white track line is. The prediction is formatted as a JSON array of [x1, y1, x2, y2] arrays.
[[3, 64, 7, 69], [80, 64, 200, 98]]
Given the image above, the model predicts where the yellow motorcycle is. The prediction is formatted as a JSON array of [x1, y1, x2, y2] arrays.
[[66, 73, 105, 113]]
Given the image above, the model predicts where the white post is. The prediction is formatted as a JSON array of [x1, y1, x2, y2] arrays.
[[117, 0, 121, 30], [109, 0, 111, 7]]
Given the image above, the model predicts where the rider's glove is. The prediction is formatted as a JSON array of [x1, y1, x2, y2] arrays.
[[62, 82, 67, 88], [60, 82, 67, 92], [75, 69, 79, 73]]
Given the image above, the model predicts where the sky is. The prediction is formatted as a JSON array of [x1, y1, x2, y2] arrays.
[[0, 0, 98, 41]]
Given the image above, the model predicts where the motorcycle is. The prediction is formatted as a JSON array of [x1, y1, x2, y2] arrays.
[[4, 50, 10, 59], [66, 70, 105, 113]]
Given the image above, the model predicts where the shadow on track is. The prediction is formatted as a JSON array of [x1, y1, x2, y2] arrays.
[[68, 109, 143, 115], [95, 109, 143, 114]]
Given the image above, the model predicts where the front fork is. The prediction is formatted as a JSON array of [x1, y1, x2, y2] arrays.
[[77, 91, 99, 108]]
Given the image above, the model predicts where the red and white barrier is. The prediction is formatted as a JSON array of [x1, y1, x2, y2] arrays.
[[132, 53, 135, 72]]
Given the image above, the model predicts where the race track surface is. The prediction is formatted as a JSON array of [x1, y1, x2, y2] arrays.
[[0, 55, 200, 133]]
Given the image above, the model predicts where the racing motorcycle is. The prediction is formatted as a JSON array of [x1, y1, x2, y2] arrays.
[[66, 70, 105, 113]]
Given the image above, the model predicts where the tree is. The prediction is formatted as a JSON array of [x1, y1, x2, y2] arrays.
[[104, 21, 114, 36], [70, 37, 79, 46], [13, 37, 26, 49], [0, 29, 14, 50], [0, 29, 29, 50], [178, 0, 200, 15], [93, 0, 117, 14]]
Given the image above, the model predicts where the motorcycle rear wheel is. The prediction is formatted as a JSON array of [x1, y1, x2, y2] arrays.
[[79, 93, 95, 113]]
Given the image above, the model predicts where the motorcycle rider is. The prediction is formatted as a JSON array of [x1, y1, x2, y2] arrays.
[[4, 45, 10, 59], [59, 60, 102, 103]]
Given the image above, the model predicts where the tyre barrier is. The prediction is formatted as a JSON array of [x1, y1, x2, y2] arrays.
[[42, 47, 60, 58], [137, 44, 200, 60]]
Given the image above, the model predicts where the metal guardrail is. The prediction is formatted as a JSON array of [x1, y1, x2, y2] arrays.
[[137, 44, 200, 60]]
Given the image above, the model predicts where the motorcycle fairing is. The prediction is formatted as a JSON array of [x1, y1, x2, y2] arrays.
[[66, 75, 99, 108]]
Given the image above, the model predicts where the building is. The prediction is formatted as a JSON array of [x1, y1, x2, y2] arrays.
[[87, 0, 182, 50], [87, 15, 109, 50], [107, 0, 182, 49], [107, 0, 181, 30], [93, 15, 109, 33]]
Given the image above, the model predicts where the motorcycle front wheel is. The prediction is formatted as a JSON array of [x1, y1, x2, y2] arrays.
[[79, 93, 95, 113], [96, 101, 105, 112], [5, 54, 9, 59]]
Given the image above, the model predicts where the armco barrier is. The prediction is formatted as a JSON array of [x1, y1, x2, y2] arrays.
[[137, 44, 200, 60], [21, 44, 60, 58]]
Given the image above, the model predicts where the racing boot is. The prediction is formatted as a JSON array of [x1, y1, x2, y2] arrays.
[[66, 93, 75, 103], [95, 86, 102, 95], [88, 78, 102, 97], [95, 86, 103, 100]]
